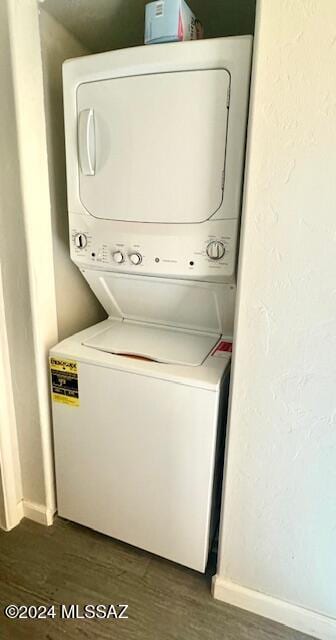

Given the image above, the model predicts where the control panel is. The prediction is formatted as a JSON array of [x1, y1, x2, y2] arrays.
[[108, 243, 226, 265], [69, 217, 238, 283]]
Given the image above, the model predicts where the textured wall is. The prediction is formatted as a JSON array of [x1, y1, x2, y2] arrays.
[[217, 0, 336, 621], [39, 9, 105, 341]]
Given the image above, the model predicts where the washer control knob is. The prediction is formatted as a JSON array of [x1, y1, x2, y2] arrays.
[[74, 233, 87, 249], [129, 252, 142, 265], [112, 251, 125, 264], [206, 241, 225, 261]]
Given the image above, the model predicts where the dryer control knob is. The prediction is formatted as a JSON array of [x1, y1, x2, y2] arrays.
[[112, 251, 124, 264], [74, 233, 87, 249], [206, 241, 225, 260], [129, 252, 142, 265]]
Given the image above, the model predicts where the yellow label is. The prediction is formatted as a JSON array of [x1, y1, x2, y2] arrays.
[[50, 357, 79, 407]]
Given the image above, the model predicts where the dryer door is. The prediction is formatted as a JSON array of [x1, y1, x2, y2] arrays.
[[77, 69, 230, 224]]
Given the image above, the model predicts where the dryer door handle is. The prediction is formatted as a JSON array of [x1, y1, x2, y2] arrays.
[[78, 108, 96, 176]]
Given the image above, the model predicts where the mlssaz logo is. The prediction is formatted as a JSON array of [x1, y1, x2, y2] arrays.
[[60, 604, 128, 619]]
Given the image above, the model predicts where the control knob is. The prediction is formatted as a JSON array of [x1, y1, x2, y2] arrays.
[[74, 233, 87, 249], [129, 252, 142, 265], [206, 241, 225, 260], [112, 251, 125, 264]]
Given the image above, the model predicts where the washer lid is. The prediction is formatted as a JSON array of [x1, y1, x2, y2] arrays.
[[82, 319, 220, 367], [81, 270, 236, 336]]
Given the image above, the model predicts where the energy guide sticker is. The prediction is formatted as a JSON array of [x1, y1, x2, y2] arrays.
[[50, 357, 79, 407]]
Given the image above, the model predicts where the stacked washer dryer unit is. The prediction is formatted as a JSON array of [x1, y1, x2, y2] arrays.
[[50, 37, 252, 572]]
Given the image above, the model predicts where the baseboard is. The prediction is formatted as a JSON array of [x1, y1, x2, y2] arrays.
[[212, 575, 336, 640], [23, 500, 55, 526], [0, 500, 24, 532]]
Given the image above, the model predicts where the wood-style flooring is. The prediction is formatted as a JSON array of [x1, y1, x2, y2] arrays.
[[0, 517, 316, 640]]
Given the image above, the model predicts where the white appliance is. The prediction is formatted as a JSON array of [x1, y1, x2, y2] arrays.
[[50, 37, 252, 572]]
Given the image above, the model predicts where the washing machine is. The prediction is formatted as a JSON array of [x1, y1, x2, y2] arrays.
[[50, 316, 233, 572], [50, 36, 252, 572]]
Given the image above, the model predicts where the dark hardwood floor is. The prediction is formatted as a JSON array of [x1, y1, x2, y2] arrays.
[[0, 517, 315, 639]]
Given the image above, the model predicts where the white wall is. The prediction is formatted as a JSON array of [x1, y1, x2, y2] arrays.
[[7, 0, 60, 523], [0, 468, 5, 529], [0, 261, 24, 531], [0, 1, 105, 528], [0, 0, 45, 509], [39, 9, 105, 341], [214, 1, 336, 638]]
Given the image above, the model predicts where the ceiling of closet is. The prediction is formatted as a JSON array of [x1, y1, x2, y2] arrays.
[[40, 0, 256, 52]]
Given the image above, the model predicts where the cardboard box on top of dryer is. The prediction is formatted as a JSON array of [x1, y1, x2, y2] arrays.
[[145, 0, 203, 45]]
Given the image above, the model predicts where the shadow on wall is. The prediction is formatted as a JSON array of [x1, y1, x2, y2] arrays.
[[40, 8, 106, 342], [43, 0, 256, 53], [190, 0, 256, 39]]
